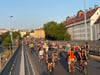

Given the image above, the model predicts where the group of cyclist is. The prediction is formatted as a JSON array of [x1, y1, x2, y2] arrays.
[[65, 42, 89, 72], [27, 39, 90, 73]]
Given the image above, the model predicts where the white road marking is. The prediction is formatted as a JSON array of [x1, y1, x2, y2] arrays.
[[19, 42, 25, 75]]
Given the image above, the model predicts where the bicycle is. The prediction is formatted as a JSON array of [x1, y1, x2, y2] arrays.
[[70, 61, 76, 75], [40, 55, 44, 65], [48, 62, 54, 75], [80, 60, 88, 75]]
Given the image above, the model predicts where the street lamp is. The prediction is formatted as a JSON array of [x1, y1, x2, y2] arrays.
[[84, 0, 88, 40], [9, 16, 13, 52]]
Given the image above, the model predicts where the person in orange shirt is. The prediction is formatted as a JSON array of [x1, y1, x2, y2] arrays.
[[67, 47, 75, 72]]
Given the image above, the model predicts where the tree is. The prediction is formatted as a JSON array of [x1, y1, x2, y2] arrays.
[[0, 32, 9, 43], [2, 31, 21, 48], [44, 21, 71, 40], [13, 31, 20, 39], [44, 21, 57, 40]]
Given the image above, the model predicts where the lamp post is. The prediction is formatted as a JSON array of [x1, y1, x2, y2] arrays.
[[9, 16, 13, 52], [84, 0, 88, 40]]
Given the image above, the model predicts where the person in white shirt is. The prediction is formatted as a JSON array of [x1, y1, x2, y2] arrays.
[[39, 47, 44, 62]]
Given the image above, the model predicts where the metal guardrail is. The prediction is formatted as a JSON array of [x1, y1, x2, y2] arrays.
[[0, 44, 21, 75], [89, 46, 100, 56], [49, 41, 100, 56]]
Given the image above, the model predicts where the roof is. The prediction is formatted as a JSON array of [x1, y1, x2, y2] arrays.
[[63, 7, 100, 26], [35, 28, 43, 30]]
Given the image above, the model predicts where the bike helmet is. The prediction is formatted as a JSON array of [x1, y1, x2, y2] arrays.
[[75, 42, 78, 45]]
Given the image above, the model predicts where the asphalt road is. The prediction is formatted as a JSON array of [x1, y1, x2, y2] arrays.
[[9, 44, 100, 75], [10, 44, 34, 75], [25, 45, 100, 75], [10, 45, 22, 75]]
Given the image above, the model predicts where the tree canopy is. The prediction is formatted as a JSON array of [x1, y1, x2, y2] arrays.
[[2, 31, 21, 47], [44, 21, 71, 40]]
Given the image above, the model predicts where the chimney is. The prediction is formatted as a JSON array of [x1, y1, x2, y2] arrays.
[[66, 16, 70, 23], [89, 7, 92, 11], [94, 5, 98, 9], [78, 10, 83, 17], [74, 15, 76, 17]]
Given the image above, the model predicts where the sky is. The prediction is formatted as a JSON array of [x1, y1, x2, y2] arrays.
[[0, 0, 100, 29]]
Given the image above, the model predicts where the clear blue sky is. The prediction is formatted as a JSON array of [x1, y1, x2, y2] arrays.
[[0, 0, 100, 29]]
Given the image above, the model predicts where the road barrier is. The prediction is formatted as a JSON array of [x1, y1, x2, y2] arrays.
[[0, 44, 21, 75], [49, 41, 100, 56]]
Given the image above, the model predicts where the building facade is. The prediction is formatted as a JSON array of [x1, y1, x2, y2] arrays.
[[0, 29, 9, 35], [63, 5, 100, 41], [20, 31, 26, 38], [34, 29, 45, 39]]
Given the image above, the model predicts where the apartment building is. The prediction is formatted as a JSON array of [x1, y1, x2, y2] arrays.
[[63, 5, 100, 41]]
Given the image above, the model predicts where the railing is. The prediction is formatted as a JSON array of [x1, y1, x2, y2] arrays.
[[49, 41, 100, 56], [0, 44, 21, 75], [0, 43, 19, 69]]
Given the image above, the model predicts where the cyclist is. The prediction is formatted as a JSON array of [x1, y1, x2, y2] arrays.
[[39, 47, 44, 62], [65, 42, 71, 61], [80, 46, 88, 70], [29, 42, 34, 53], [74, 43, 81, 62], [67, 47, 75, 72], [47, 45, 55, 71], [53, 45, 59, 65], [74, 42, 81, 51], [85, 42, 90, 57], [45, 45, 49, 63]]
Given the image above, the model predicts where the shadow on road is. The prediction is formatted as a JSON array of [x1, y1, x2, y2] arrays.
[[41, 71, 48, 75], [59, 51, 69, 72], [95, 59, 100, 63]]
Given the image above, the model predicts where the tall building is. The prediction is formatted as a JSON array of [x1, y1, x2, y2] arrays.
[[63, 5, 100, 41]]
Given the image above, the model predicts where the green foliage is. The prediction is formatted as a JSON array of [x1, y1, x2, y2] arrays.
[[2, 31, 21, 47], [13, 31, 20, 39], [44, 21, 71, 40], [31, 30, 34, 33], [2, 35, 11, 46], [64, 33, 71, 41], [0, 32, 9, 43]]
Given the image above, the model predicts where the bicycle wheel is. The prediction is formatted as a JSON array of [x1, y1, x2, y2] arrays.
[[84, 65, 88, 75], [72, 70, 76, 75], [71, 63, 76, 75]]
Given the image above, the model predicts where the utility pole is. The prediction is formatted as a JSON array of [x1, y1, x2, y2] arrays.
[[9, 16, 13, 53], [84, 0, 88, 40]]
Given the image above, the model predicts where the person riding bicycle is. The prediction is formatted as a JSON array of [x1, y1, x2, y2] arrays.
[[53, 45, 59, 65], [45, 44, 49, 63], [67, 47, 75, 72], [85, 42, 90, 57], [80, 46, 88, 70], [74, 43, 81, 62], [65, 42, 71, 60], [39, 47, 44, 62], [29, 42, 34, 53], [47, 45, 55, 71]]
